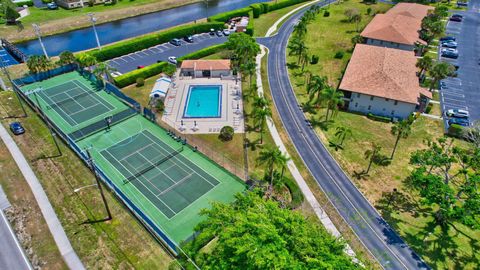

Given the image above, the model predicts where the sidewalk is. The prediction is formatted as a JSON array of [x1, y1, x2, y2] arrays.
[[0, 123, 85, 270]]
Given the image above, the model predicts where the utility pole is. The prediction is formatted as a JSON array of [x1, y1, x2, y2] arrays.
[[32, 24, 49, 59], [85, 148, 112, 221], [87, 13, 102, 50]]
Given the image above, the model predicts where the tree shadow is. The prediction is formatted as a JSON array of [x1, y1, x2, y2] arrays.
[[309, 117, 333, 131], [286, 62, 300, 69], [300, 102, 316, 114]]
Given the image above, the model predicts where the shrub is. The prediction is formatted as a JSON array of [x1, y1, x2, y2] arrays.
[[283, 176, 304, 208], [425, 103, 433, 114], [219, 126, 235, 141], [155, 99, 164, 112], [310, 55, 319, 64], [15, 0, 34, 7], [113, 62, 169, 88], [334, 51, 344, 59], [448, 124, 464, 138], [323, 10, 330, 17], [81, 22, 225, 61], [265, 0, 310, 13], [245, 11, 254, 36], [136, 77, 145, 87], [367, 113, 391, 123], [250, 3, 264, 18], [207, 7, 252, 22]]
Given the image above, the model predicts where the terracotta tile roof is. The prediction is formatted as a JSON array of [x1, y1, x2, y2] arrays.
[[180, 60, 231, 71], [339, 44, 431, 104], [360, 13, 426, 45], [386, 3, 433, 20]]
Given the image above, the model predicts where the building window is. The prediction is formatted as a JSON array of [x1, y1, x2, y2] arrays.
[[357, 93, 361, 98], [355, 103, 358, 108], [370, 96, 374, 101], [383, 108, 386, 111], [368, 105, 371, 110], [391, 110, 395, 115], [394, 100, 398, 105]]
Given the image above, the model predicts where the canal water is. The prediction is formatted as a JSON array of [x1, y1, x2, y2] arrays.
[[16, 0, 267, 56]]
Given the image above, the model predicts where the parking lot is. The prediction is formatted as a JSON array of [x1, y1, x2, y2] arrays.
[[107, 32, 228, 74], [438, 3, 480, 127]]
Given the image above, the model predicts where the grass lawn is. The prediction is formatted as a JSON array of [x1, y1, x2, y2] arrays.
[[285, 1, 479, 268], [0, 91, 173, 269], [253, 1, 309, 37], [1, 0, 197, 42]]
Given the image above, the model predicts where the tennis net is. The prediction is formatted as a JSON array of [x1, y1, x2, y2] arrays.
[[124, 146, 184, 184]]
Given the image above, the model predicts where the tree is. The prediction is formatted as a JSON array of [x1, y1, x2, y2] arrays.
[[351, 13, 362, 32], [240, 59, 256, 89], [26, 55, 53, 74], [299, 51, 310, 71], [335, 126, 352, 146], [226, 33, 260, 72], [5, 5, 19, 23], [320, 86, 344, 121], [76, 54, 97, 71], [428, 62, 455, 91], [93, 62, 116, 89], [351, 34, 364, 46], [293, 19, 308, 39], [416, 55, 433, 79], [307, 75, 328, 104], [185, 192, 359, 269], [219, 126, 234, 141], [288, 36, 309, 64], [409, 138, 480, 229], [390, 119, 412, 159], [364, 142, 382, 174], [257, 146, 288, 190], [57, 51, 77, 66], [344, 8, 360, 22], [252, 105, 272, 144], [433, 5, 449, 18]]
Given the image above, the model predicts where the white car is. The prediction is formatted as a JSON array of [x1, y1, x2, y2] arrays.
[[446, 109, 469, 118], [110, 71, 122, 78], [168, 56, 177, 64], [223, 29, 231, 36], [441, 48, 458, 54]]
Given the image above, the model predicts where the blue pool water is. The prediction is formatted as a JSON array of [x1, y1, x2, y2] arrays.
[[184, 85, 222, 118]]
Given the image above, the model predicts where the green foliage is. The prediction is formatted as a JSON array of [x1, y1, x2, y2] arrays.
[[57, 51, 76, 66], [76, 53, 97, 68], [81, 22, 224, 61], [135, 77, 145, 87], [264, 0, 310, 13], [14, 0, 33, 7], [425, 103, 433, 114], [207, 7, 252, 22], [5, 5, 20, 22], [448, 124, 464, 138], [323, 10, 330, 17], [249, 3, 265, 18], [391, 119, 413, 159], [178, 44, 227, 62], [367, 113, 391, 123], [226, 33, 260, 73], [26, 55, 53, 74], [408, 138, 480, 229], [218, 126, 234, 141], [113, 62, 170, 88], [184, 192, 359, 269], [246, 11, 254, 36], [334, 51, 344, 59], [310, 54, 319, 64]]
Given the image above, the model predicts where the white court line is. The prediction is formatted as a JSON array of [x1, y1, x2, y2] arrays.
[[72, 80, 115, 110], [36, 87, 78, 125], [157, 173, 194, 196], [119, 142, 156, 161]]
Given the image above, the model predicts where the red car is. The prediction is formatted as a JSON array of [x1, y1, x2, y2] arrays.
[[137, 65, 145, 69]]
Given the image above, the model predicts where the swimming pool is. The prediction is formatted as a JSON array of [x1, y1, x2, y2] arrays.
[[183, 85, 222, 118]]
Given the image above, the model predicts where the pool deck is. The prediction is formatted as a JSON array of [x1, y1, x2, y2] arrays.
[[162, 73, 245, 134]]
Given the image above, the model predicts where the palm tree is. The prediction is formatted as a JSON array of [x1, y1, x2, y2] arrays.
[[256, 146, 289, 191], [320, 86, 344, 121], [307, 75, 327, 104], [241, 60, 256, 89], [57, 51, 77, 66], [252, 105, 272, 144], [390, 119, 412, 159], [252, 96, 269, 108], [351, 13, 362, 32], [364, 142, 381, 174], [416, 56, 433, 79], [299, 51, 310, 71], [428, 62, 455, 91], [26, 55, 53, 74], [335, 126, 352, 146], [93, 62, 116, 89], [77, 54, 98, 71], [293, 19, 308, 39], [351, 35, 364, 46], [288, 36, 309, 64]]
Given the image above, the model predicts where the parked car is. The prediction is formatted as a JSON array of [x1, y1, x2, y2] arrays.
[[216, 30, 223, 37], [170, 38, 181, 46], [441, 48, 459, 59], [457, 1, 468, 7], [137, 65, 145, 69], [110, 71, 122, 78], [452, 14, 463, 19], [448, 118, 470, 127], [223, 29, 231, 36], [209, 28, 215, 35], [9, 122, 25, 135], [442, 41, 458, 48], [184, 35, 194, 43], [450, 16, 462, 22], [440, 36, 456, 42], [46, 2, 58, 9], [446, 109, 469, 118], [168, 56, 177, 64]]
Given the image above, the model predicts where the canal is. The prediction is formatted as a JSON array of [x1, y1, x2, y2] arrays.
[[16, 0, 267, 56]]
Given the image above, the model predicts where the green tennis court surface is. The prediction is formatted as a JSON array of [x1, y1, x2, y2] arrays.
[[18, 71, 245, 246], [101, 130, 220, 219]]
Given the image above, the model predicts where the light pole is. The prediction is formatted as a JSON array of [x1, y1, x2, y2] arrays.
[[87, 13, 102, 50], [204, 0, 209, 19], [85, 148, 112, 221], [32, 24, 49, 59]]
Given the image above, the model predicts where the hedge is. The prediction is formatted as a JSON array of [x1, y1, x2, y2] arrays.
[[15, 0, 34, 6], [250, 3, 265, 18], [284, 176, 304, 209], [448, 124, 464, 138], [81, 22, 225, 62], [207, 7, 252, 22], [113, 62, 171, 88], [246, 11, 255, 36], [367, 113, 391, 123], [263, 0, 311, 13], [178, 43, 227, 62]]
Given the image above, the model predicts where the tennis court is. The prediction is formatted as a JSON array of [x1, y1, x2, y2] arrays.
[[101, 130, 220, 218], [32, 79, 114, 126]]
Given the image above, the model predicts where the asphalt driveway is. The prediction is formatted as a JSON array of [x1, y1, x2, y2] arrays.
[[108, 33, 227, 74]]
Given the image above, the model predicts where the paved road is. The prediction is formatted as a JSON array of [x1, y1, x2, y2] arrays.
[[0, 186, 32, 270], [108, 33, 227, 74], [258, 1, 429, 269], [439, 0, 480, 126]]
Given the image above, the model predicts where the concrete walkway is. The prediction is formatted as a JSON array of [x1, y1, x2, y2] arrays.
[[0, 124, 85, 270], [256, 43, 357, 262]]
